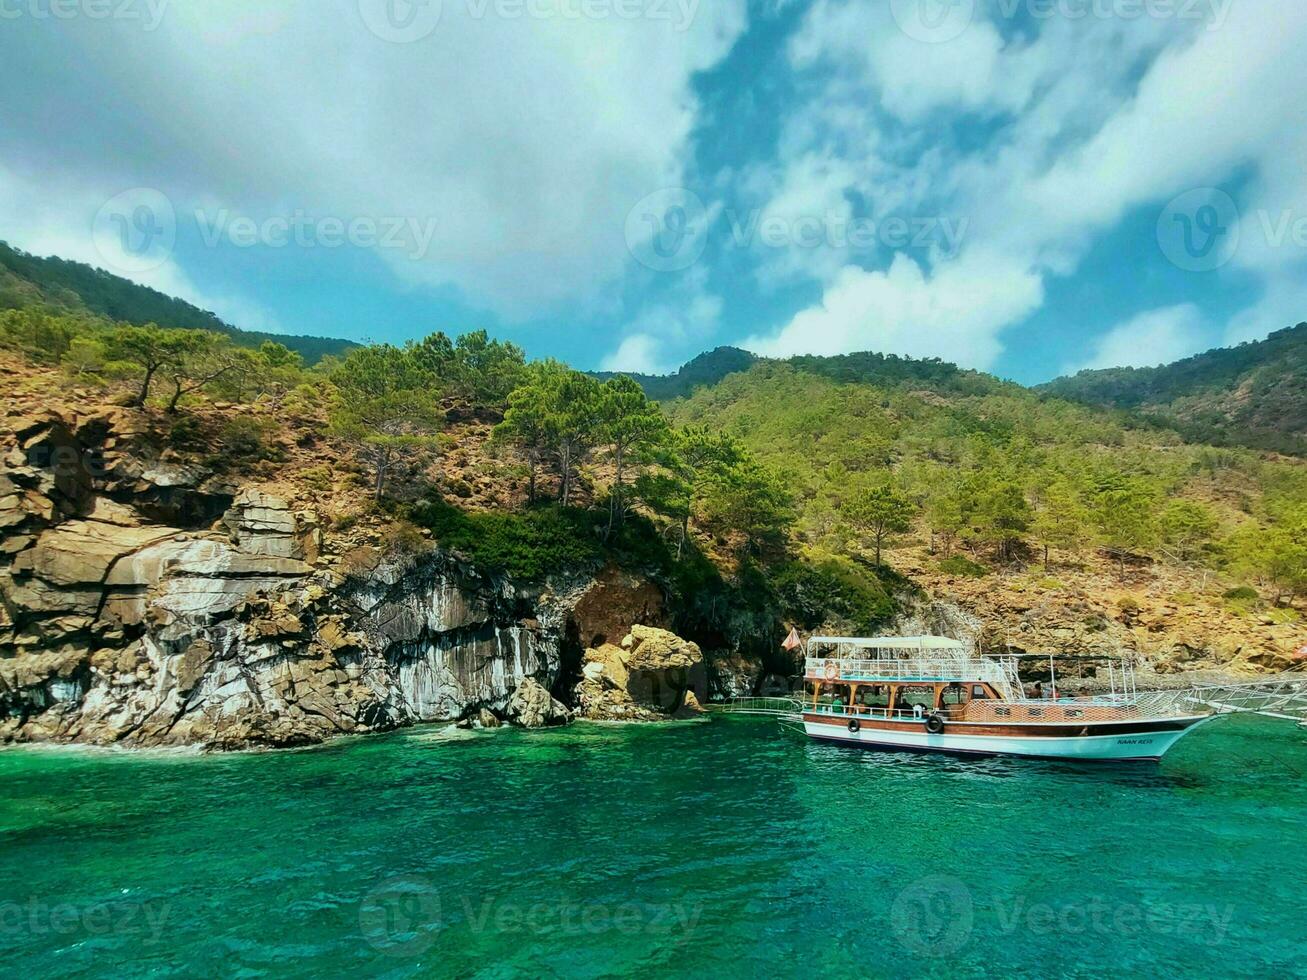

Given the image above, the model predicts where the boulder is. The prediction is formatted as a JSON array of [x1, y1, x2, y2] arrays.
[[223, 490, 316, 561], [575, 625, 705, 721], [623, 624, 702, 671], [673, 689, 705, 719], [477, 707, 502, 729], [506, 677, 572, 729]]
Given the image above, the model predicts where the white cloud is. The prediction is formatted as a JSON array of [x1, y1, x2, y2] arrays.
[[744, 251, 1043, 370], [0, 0, 748, 322], [0, 164, 281, 333], [1224, 277, 1307, 347], [600, 334, 676, 375], [746, 0, 1307, 369], [602, 282, 721, 374], [1068, 304, 1208, 374]]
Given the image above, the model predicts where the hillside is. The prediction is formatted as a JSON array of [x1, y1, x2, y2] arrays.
[[0, 241, 357, 364], [1041, 323, 1307, 454], [667, 355, 1305, 669], [591, 346, 758, 399]]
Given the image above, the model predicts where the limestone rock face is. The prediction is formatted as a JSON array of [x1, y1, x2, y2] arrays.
[[574, 625, 704, 721], [505, 676, 572, 729], [0, 406, 582, 750]]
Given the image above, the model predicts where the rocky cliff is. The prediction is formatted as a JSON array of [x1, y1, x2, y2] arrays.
[[0, 407, 632, 749]]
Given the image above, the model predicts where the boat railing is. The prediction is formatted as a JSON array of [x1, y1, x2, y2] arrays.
[[803, 689, 1199, 723], [718, 697, 802, 718], [804, 656, 1018, 691]]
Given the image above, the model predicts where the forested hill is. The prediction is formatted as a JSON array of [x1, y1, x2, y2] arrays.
[[596, 346, 1014, 402], [1040, 323, 1307, 455], [590, 346, 759, 399], [0, 241, 356, 364]]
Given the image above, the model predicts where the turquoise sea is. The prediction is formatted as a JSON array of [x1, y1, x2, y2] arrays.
[[1, 715, 1305, 978]]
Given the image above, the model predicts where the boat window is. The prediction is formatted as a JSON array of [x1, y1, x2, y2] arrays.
[[1065, 709, 1084, 719], [940, 685, 966, 706], [995, 707, 1011, 717], [972, 685, 987, 699], [1029, 708, 1043, 718]]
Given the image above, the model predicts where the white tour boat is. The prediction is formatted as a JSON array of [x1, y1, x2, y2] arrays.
[[797, 636, 1215, 762]]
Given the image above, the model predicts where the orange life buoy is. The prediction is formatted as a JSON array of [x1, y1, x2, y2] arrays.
[[823, 659, 839, 681]]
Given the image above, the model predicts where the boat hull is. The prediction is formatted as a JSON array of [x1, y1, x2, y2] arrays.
[[802, 714, 1212, 762]]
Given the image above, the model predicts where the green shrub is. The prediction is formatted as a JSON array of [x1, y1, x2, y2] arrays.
[[213, 416, 282, 466], [938, 555, 989, 578], [410, 498, 603, 580], [166, 413, 207, 452], [770, 554, 894, 634], [1222, 586, 1260, 602]]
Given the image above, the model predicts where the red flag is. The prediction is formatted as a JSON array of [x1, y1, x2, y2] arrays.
[[781, 627, 801, 652]]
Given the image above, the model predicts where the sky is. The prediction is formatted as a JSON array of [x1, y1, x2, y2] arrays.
[[1, 0, 1305, 384]]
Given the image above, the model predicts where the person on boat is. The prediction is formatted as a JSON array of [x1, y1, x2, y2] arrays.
[[1033, 681, 1044, 700]]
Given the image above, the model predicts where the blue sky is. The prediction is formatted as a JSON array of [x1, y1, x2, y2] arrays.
[[1, 0, 1304, 384]]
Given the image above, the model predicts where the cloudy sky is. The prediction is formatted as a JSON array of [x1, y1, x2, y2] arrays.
[[1, 0, 1304, 382]]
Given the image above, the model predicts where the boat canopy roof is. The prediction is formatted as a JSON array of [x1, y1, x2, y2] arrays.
[[807, 636, 966, 651]]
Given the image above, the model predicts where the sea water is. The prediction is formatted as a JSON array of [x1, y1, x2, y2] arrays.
[[1, 715, 1304, 978]]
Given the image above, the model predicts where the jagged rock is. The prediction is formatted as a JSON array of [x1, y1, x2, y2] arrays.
[[673, 690, 705, 719], [10, 520, 181, 587], [575, 625, 704, 721], [477, 707, 502, 729], [223, 489, 314, 560], [569, 566, 668, 646], [506, 676, 572, 729], [623, 624, 702, 671]]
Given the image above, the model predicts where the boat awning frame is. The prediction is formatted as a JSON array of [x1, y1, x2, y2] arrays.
[[806, 636, 966, 651]]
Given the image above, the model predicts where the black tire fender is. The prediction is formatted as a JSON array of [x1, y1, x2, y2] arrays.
[[847, 718, 861, 733], [925, 713, 946, 735]]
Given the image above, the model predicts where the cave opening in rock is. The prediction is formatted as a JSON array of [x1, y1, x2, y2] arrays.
[[551, 617, 586, 707]]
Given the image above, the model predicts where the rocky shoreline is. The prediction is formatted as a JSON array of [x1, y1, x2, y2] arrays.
[[1, 403, 1292, 753]]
